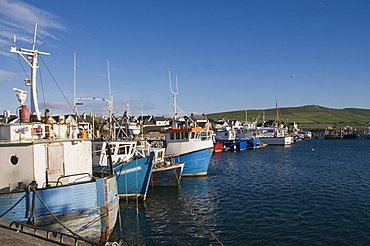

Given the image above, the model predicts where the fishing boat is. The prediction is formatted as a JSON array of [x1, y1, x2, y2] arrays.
[[161, 73, 214, 176], [246, 137, 266, 149], [324, 126, 339, 139], [92, 140, 154, 200], [0, 25, 119, 243], [256, 127, 292, 145], [213, 142, 224, 153], [340, 126, 357, 139], [304, 131, 312, 139], [215, 127, 247, 151], [253, 101, 292, 146], [162, 125, 214, 176]]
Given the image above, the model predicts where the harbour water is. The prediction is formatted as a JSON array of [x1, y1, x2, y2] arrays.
[[115, 139, 370, 245]]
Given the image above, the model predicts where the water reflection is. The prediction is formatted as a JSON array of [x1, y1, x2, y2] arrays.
[[113, 139, 370, 245]]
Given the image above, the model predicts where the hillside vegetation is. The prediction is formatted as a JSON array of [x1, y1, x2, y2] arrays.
[[207, 105, 370, 130]]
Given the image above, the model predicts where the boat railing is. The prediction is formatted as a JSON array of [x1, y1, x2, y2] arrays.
[[55, 173, 94, 186]]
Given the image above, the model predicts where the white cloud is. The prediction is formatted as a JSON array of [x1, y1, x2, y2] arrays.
[[0, 69, 16, 81], [0, 0, 66, 56]]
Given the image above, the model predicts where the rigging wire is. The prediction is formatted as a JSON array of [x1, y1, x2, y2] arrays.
[[39, 56, 100, 139], [17, 54, 30, 80], [39, 56, 74, 112]]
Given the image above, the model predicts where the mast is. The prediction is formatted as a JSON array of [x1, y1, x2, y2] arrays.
[[73, 52, 77, 113], [107, 59, 113, 139], [275, 99, 279, 127], [141, 102, 144, 140], [10, 23, 50, 121], [168, 71, 179, 120]]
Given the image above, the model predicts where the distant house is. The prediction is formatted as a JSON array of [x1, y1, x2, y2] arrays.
[[189, 113, 208, 127], [153, 116, 170, 126]]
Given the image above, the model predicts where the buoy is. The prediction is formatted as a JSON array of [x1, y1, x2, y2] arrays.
[[311, 148, 315, 151]]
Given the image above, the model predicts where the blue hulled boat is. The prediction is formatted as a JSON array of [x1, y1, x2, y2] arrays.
[[162, 72, 213, 176], [92, 140, 154, 200], [0, 173, 118, 242], [0, 25, 118, 243], [161, 126, 214, 176]]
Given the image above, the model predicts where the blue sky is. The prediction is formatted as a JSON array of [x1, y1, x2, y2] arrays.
[[1, 0, 370, 117]]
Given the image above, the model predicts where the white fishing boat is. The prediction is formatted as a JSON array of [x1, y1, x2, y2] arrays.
[[161, 73, 213, 176], [0, 24, 119, 243], [257, 127, 292, 145], [254, 100, 292, 146]]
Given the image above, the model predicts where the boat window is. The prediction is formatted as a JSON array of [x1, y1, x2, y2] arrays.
[[176, 133, 181, 139], [190, 132, 196, 139], [158, 151, 163, 159], [170, 133, 174, 140], [10, 155, 18, 165], [94, 144, 103, 155], [117, 145, 127, 155], [182, 132, 188, 139]]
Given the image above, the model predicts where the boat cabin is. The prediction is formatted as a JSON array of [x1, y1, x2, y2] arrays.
[[92, 140, 138, 166]]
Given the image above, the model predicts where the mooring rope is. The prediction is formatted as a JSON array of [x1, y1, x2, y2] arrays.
[[0, 194, 26, 218], [30, 187, 83, 239], [179, 185, 224, 246], [75, 210, 109, 233]]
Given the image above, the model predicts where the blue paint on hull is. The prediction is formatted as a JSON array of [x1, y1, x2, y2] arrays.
[[113, 155, 154, 199], [247, 138, 261, 149], [176, 148, 212, 176], [223, 140, 247, 151], [0, 176, 119, 243]]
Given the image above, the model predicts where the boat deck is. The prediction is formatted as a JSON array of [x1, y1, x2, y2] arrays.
[[0, 221, 56, 246]]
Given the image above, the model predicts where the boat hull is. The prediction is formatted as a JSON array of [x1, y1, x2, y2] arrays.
[[259, 136, 292, 145], [176, 148, 213, 176], [0, 176, 119, 243], [151, 163, 184, 187], [214, 143, 224, 153], [113, 155, 154, 200], [324, 134, 339, 140], [342, 134, 357, 139], [247, 138, 261, 149]]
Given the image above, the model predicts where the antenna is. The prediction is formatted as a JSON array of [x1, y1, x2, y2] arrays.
[[13, 35, 16, 48], [32, 23, 38, 51], [168, 71, 179, 120]]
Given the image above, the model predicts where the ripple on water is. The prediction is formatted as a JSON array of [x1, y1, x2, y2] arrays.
[[114, 139, 370, 245]]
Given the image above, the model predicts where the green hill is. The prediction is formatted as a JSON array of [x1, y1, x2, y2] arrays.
[[207, 105, 370, 130]]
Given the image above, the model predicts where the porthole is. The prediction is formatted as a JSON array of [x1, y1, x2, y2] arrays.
[[10, 155, 19, 165]]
